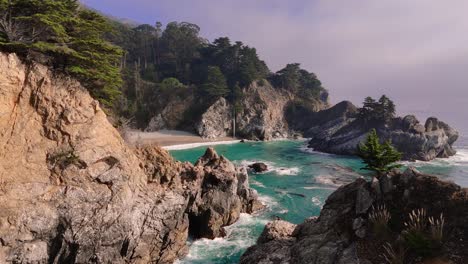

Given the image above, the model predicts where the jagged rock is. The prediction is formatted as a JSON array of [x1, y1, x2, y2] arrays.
[[195, 97, 233, 139], [241, 168, 468, 264], [187, 148, 262, 239], [307, 101, 459, 161], [145, 94, 194, 132], [0, 53, 261, 263], [370, 177, 381, 195], [355, 184, 374, 214], [379, 174, 393, 194], [401, 166, 419, 185], [257, 220, 297, 244], [249, 162, 268, 173]]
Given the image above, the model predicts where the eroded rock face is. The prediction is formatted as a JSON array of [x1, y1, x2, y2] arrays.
[[145, 95, 194, 132], [306, 101, 459, 161], [195, 97, 233, 139], [241, 169, 468, 264], [196, 81, 329, 140], [0, 53, 260, 263]]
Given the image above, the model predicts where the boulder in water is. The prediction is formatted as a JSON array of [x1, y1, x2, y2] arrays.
[[249, 162, 268, 173]]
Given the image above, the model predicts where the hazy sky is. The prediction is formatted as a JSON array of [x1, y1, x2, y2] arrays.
[[82, 0, 468, 133]]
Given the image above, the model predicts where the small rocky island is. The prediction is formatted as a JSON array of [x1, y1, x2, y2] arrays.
[[300, 99, 459, 161]]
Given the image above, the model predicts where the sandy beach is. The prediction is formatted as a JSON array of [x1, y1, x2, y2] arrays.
[[123, 129, 240, 149]]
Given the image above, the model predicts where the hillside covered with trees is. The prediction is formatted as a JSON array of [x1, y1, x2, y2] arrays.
[[0, 0, 327, 130]]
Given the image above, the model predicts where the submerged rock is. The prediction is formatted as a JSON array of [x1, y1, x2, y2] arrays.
[[249, 162, 268, 173], [0, 52, 261, 263], [306, 101, 458, 161], [241, 169, 468, 264]]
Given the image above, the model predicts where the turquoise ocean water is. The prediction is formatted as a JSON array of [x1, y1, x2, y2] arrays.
[[172, 138, 468, 264]]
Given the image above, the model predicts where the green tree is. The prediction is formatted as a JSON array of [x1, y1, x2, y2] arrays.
[[357, 129, 402, 176], [378, 95, 396, 123], [357, 95, 397, 126], [160, 77, 185, 91], [201, 66, 229, 98], [0, 0, 123, 106]]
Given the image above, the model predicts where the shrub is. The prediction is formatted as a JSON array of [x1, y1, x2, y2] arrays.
[[428, 213, 445, 242], [368, 204, 392, 237], [402, 208, 444, 257], [404, 208, 427, 233]]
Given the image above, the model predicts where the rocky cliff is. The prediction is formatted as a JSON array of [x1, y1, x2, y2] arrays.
[[306, 101, 458, 161], [196, 81, 329, 140], [240, 168, 468, 264], [0, 52, 261, 263]]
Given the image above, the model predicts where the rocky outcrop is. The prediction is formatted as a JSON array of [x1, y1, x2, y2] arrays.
[[249, 162, 268, 173], [186, 148, 264, 239], [241, 168, 468, 264], [0, 52, 260, 263], [195, 81, 329, 140], [195, 97, 233, 139], [145, 96, 194, 132], [306, 101, 458, 161]]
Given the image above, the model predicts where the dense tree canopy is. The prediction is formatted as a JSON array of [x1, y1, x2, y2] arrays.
[[0, 0, 123, 106], [357, 95, 396, 125], [270, 63, 325, 100], [1, 1, 328, 127]]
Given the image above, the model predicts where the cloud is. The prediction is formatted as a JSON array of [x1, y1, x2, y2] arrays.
[[82, 0, 468, 132]]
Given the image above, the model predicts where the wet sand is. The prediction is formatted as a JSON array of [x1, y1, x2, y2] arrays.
[[123, 129, 239, 149]]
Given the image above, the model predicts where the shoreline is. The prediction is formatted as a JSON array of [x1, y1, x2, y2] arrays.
[[163, 140, 241, 150], [123, 129, 240, 149]]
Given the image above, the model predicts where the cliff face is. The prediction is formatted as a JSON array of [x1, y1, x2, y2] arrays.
[[196, 81, 329, 140], [306, 101, 458, 161], [241, 168, 468, 264], [0, 53, 260, 263]]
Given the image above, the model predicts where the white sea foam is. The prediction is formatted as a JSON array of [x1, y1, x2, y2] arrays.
[[314, 175, 342, 187], [311, 196, 323, 207], [299, 144, 335, 156], [303, 186, 337, 190], [400, 149, 468, 167], [250, 179, 266, 188], [257, 194, 279, 208], [237, 160, 300, 176], [163, 140, 240, 150], [178, 213, 268, 263]]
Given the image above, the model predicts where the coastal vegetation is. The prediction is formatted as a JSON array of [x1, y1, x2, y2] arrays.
[[357, 129, 402, 175], [0, 0, 327, 127], [0, 0, 123, 106], [357, 95, 396, 126]]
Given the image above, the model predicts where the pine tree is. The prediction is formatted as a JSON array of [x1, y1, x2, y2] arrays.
[[357, 129, 402, 176], [201, 66, 229, 98], [0, 0, 123, 106]]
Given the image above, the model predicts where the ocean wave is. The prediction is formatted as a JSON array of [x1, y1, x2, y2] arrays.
[[257, 194, 279, 209], [178, 213, 268, 263], [311, 196, 323, 207], [250, 179, 266, 188], [303, 186, 337, 190], [400, 149, 468, 167], [315, 175, 345, 187], [298, 144, 335, 157], [237, 160, 300, 176]]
